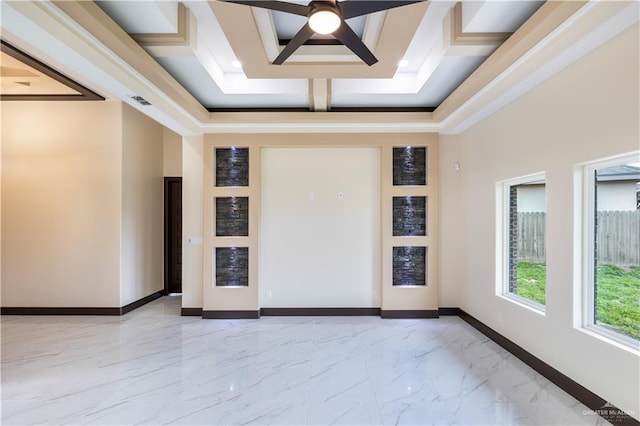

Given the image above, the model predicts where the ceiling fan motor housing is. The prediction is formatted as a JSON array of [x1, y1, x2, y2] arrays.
[[308, 1, 342, 34]]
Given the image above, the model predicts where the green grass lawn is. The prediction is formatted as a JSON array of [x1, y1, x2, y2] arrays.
[[516, 262, 640, 341], [595, 264, 640, 341], [516, 262, 546, 305]]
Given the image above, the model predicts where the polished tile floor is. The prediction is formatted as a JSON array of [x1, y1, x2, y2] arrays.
[[2, 296, 608, 425]]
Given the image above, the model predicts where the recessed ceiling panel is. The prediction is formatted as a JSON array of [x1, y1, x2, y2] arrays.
[[156, 56, 308, 109], [210, 0, 430, 79]]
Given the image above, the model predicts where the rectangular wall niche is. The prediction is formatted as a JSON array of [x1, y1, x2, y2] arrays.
[[216, 147, 249, 187], [393, 246, 427, 286], [393, 196, 427, 236], [216, 197, 249, 236], [393, 147, 427, 186], [215, 247, 249, 287]]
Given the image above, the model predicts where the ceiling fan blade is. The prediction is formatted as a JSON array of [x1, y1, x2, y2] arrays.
[[340, 0, 426, 19], [218, 0, 310, 16], [273, 23, 315, 65], [332, 23, 377, 66]]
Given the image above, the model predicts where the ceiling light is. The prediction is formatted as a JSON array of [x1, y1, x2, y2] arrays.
[[231, 60, 242, 69], [308, 10, 341, 34], [398, 59, 409, 68]]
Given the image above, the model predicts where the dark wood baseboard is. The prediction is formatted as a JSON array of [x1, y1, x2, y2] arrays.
[[261, 307, 381, 316], [381, 309, 439, 319], [457, 309, 638, 426], [0, 306, 121, 316], [121, 291, 163, 315], [1, 291, 164, 316], [181, 307, 203, 316], [438, 307, 461, 316], [202, 310, 260, 319]]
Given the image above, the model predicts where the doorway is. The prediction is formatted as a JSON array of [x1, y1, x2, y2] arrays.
[[164, 177, 182, 294]]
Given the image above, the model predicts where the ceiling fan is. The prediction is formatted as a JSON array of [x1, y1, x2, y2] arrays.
[[219, 0, 426, 66]]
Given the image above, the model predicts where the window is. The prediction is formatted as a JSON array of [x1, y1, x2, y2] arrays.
[[500, 173, 546, 309], [584, 154, 640, 344]]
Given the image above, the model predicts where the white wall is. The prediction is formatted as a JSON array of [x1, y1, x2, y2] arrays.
[[120, 103, 164, 306], [1, 101, 122, 307], [260, 147, 381, 308], [439, 23, 639, 417]]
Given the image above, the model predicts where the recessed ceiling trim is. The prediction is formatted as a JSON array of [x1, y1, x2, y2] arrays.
[[434, 0, 587, 122], [441, 1, 638, 134], [442, 4, 510, 57], [362, 11, 385, 50], [252, 8, 280, 60], [130, 3, 198, 57], [451, 3, 512, 46], [0, 40, 104, 101], [200, 111, 440, 133], [212, 0, 429, 79], [131, 4, 186, 46]]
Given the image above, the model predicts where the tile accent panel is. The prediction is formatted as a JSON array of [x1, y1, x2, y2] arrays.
[[392, 246, 427, 286], [392, 146, 427, 186], [216, 196, 249, 237], [215, 147, 249, 187], [393, 196, 427, 236], [215, 247, 249, 287]]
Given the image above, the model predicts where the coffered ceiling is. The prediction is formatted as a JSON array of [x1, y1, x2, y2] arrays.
[[1, 1, 638, 134], [95, 0, 543, 111]]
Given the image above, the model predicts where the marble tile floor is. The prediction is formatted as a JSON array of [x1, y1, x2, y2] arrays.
[[1, 296, 609, 426]]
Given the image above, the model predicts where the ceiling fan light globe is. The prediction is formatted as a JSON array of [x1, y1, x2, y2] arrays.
[[308, 10, 341, 34]]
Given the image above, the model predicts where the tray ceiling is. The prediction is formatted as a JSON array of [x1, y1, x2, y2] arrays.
[[94, 0, 543, 111]]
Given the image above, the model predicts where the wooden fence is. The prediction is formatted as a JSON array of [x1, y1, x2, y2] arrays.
[[517, 211, 640, 267], [517, 212, 546, 263], [596, 210, 640, 267]]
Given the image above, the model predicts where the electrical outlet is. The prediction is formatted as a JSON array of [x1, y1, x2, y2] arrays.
[[372, 290, 379, 299]]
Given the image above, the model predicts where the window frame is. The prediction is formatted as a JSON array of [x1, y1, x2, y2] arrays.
[[498, 172, 547, 313], [582, 153, 640, 348]]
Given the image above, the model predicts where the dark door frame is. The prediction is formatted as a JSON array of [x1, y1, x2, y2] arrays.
[[164, 177, 182, 295]]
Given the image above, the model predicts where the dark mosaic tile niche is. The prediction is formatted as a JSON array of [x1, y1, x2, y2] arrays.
[[215, 247, 249, 287], [216, 197, 249, 237], [393, 196, 427, 236], [393, 246, 427, 286], [393, 147, 427, 186], [216, 147, 249, 187]]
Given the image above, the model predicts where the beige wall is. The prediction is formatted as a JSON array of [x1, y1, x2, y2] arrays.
[[181, 135, 204, 309], [2, 101, 166, 308], [439, 23, 639, 417], [260, 147, 381, 308], [198, 133, 439, 313], [120, 103, 164, 306], [163, 127, 182, 177], [1, 101, 123, 307]]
